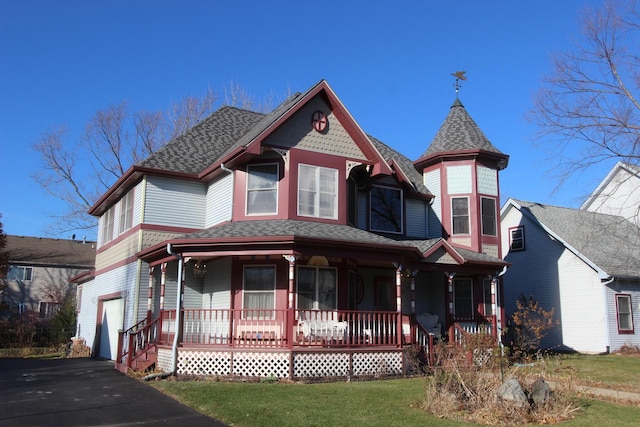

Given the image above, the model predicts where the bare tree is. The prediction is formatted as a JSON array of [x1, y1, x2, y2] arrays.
[[32, 83, 281, 236], [530, 0, 640, 184]]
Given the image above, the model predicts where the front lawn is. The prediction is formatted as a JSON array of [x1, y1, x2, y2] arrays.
[[152, 370, 640, 426]]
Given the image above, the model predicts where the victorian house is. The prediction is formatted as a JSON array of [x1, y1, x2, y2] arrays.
[[77, 80, 509, 378]]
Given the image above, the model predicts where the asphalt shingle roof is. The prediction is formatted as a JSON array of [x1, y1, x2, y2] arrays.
[[182, 220, 413, 248], [421, 98, 504, 158], [139, 106, 266, 174], [369, 136, 431, 196], [6, 236, 96, 268], [514, 199, 640, 278]]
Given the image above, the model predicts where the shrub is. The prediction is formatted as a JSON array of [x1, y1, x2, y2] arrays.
[[504, 295, 558, 362]]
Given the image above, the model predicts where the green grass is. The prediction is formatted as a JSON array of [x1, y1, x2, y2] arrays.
[[152, 372, 640, 427], [527, 353, 640, 393]]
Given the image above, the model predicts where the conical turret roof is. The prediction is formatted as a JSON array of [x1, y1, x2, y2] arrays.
[[415, 98, 507, 168]]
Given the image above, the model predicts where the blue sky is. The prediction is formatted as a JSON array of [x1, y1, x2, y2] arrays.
[[0, 0, 607, 240]]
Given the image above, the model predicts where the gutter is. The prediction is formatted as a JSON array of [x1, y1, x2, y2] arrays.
[[166, 243, 184, 375]]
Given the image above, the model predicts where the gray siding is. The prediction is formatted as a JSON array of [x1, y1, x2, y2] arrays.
[[144, 176, 206, 228], [202, 258, 232, 309], [406, 198, 427, 238], [206, 173, 233, 228], [605, 280, 640, 352]]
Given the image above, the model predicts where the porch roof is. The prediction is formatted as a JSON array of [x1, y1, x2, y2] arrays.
[[138, 219, 508, 272]]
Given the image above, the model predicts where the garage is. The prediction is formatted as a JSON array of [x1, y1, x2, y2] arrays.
[[98, 298, 124, 360]]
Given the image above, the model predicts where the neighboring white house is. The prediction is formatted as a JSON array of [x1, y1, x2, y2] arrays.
[[500, 162, 640, 354]]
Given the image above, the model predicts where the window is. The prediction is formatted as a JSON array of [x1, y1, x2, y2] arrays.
[[370, 186, 403, 233], [119, 191, 134, 234], [483, 278, 494, 316], [298, 164, 338, 219], [297, 266, 337, 310], [481, 197, 497, 236], [39, 302, 61, 319], [510, 226, 525, 251], [247, 164, 278, 215], [451, 197, 469, 235], [616, 294, 634, 333], [7, 266, 32, 281], [101, 206, 115, 244], [243, 266, 276, 318], [454, 278, 473, 318]]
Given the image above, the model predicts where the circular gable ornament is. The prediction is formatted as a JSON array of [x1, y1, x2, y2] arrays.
[[311, 110, 328, 132]]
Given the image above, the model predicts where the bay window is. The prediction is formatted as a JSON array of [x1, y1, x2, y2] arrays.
[[452, 197, 469, 235], [370, 185, 403, 233], [481, 197, 497, 236], [298, 164, 338, 219], [247, 164, 278, 215]]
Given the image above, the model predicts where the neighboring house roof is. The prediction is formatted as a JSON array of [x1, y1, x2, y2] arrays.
[[6, 236, 96, 268], [415, 98, 508, 169], [505, 199, 640, 279]]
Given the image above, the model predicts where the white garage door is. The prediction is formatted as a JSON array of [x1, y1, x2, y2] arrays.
[[99, 298, 124, 360]]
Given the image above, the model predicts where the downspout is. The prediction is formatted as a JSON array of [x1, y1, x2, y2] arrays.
[[167, 243, 184, 375], [601, 275, 615, 354]]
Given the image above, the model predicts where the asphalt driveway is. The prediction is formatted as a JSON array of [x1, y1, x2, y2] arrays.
[[0, 357, 225, 426]]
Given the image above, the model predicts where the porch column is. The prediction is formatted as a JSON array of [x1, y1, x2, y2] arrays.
[[160, 263, 167, 310], [409, 270, 417, 314], [147, 266, 154, 319], [491, 275, 501, 344], [283, 255, 298, 309], [283, 255, 298, 351], [394, 264, 403, 312], [447, 273, 455, 343]]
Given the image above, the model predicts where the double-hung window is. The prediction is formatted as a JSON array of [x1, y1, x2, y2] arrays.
[[297, 266, 337, 310], [510, 226, 525, 251], [243, 266, 276, 318], [452, 197, 470, 235], [100, 206, 115, 244], [481, 197, 497, 236], [298, 164, 338, 219], [616, 294, 634, 333], [247, 164, 278, 215], [370, 185, 403, 233], [119, 191, 134, 234]]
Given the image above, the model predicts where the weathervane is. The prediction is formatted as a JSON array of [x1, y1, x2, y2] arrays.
[[451, 71, 467, 95]]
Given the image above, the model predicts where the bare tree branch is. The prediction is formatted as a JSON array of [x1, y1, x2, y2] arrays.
[[530, 0, 640, 189]]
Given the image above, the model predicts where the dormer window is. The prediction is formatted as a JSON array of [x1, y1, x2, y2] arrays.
[[451, 197, 469, 235], [247, 163, 279, 215], [298, 164, 338, 219], [370, 185, 403, 233]]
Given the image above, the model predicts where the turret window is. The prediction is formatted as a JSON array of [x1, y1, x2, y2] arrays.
[[481, 197, 497, 236], [451, 197, 469, 235]]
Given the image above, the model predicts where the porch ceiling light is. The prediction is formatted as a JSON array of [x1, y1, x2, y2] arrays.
[[193, 260, 207, 277], [307, 255, 329, 266]]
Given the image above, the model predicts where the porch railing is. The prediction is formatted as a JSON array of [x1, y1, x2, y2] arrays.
[[117, 316, 160, 369], [159, 308, 402, 348], [451, 315, 496, 344]]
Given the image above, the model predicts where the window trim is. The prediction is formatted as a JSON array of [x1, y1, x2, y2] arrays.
[[101, 206, 115, 244], [615, 294, 634, 334], [297, 163, 338, 219], [369, 184, 404, 234], [451, 196, 470, 235], [480, 196, 497, 236], [246, 163, 279, 216], [509, 225, 525, 251]]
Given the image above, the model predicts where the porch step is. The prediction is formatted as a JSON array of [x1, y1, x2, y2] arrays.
[[130, 347, 158, 373]]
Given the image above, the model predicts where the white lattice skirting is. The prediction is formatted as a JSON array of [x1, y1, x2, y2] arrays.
[[156, 347, 403, 379]]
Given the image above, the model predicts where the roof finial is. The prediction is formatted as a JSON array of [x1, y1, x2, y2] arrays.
[[451, 71, 467, 95]]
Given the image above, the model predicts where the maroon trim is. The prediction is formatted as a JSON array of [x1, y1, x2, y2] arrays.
[[94, 255, 138, 276], [93, 291, 123, 358]]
